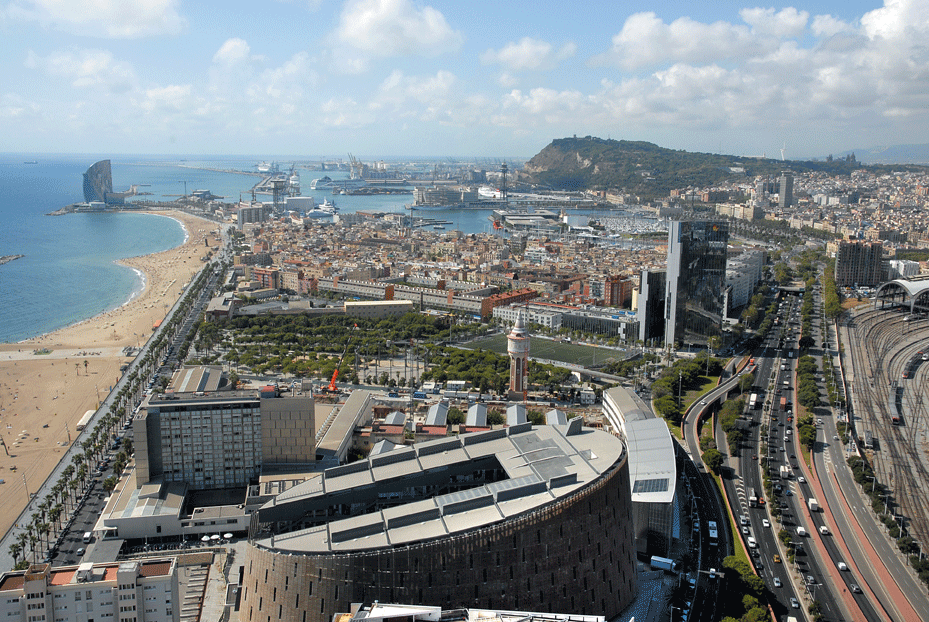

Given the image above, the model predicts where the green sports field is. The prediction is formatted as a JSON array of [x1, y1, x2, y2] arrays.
[[463, 335, 634, 367]]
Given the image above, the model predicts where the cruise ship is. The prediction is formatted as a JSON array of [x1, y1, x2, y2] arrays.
[[309, 176, 333, 190]]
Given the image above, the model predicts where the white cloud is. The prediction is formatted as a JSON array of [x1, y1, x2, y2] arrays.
[[810, 14, 854, 38], [861, 0, 929, 40], [333, 0, 463, 58], [739, 7, 809, 38], [4, 0, 185, 38], [249, 52, 318, 104], [593, 12, 758, 70], [25, 48, 135, 92], [577, 0, 929, 139], [481, 37, 576, 71], [139, 83, 193, 113], [374, 69, 455, 108], [213, 38, 252, 65], [0, 93, 39, 119], [209, 38, 263, 98], [497, 72, 519, 88], [320, 96, 375, 128]]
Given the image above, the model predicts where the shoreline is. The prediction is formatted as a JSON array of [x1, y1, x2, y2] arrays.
[[0, 209, 221, 542], [4, 212, 200, 346]]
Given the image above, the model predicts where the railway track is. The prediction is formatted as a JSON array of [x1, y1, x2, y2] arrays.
[[846, 307, 929, 547]]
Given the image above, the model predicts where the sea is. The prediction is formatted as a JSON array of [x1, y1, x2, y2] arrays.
[[0, 154, 649, 344]]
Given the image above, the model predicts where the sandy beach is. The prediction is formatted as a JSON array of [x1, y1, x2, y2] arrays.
[[0, 210, 221, 538]]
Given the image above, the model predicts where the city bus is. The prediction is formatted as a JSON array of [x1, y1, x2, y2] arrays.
[[749, 393, 759, 409]]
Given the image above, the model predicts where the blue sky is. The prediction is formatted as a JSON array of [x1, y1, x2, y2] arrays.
[[1, 0, 927, 159]]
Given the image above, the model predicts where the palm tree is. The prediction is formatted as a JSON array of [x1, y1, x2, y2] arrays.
[[28, 533, 38, 563], [49, 504, 62, 533], [16, 533, 28, 559], [37, 522, 50, 555], [8, 542, 22, 565]]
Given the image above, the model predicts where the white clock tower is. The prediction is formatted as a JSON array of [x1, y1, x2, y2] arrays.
[[507, 310, 530, 398]]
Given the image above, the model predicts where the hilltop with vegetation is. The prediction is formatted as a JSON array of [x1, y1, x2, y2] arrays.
[[522, 136, 927, 198]]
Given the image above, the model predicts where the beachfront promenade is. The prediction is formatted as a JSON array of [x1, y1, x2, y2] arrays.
[[0, 260, 216, 572]]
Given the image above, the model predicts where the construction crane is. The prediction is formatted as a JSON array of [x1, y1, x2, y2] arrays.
[[323, 324, 358, 394]]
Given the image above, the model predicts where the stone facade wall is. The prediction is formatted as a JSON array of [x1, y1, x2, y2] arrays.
[[240, 455, 635, 622], [261, 396, 316, 464]]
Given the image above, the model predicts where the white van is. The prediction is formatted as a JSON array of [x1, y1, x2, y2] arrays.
[[82, 532, 92, 543], [747, 536, 757, 548]]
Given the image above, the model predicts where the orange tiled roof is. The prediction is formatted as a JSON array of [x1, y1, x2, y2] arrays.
[[48, 570, 76, 586], [139, 562, 172, 578]]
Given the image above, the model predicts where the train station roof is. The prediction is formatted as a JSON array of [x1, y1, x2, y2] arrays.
[[876, 275, 929, 299]]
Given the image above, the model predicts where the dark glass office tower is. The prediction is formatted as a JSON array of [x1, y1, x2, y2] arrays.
[[637, 268, 666, 344], [665, 220, 729, 348]]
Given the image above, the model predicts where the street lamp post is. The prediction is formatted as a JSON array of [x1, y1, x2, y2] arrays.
[[807, 581, 821, 600], [670, 605, 681, 622]]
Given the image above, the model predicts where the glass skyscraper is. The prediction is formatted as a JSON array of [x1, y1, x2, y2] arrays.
[[665, 220, 729, 348]]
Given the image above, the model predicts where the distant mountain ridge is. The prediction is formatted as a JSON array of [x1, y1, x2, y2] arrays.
[[523, 136, 926, 197], [835, 144, 929, 165]]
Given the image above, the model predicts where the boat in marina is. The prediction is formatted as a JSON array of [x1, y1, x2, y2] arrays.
[[306, 199, 338, 219]]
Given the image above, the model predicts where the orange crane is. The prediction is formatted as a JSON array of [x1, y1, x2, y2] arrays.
[[324, 324, 358, 393]]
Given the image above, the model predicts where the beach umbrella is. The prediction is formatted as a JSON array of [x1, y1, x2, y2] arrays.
[[223, 533, 233, 539], [201, 535, 210, 542]]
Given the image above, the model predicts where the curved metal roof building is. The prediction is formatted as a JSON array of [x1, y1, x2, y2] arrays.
[[875, 275, 929, 313], [241, 422, 637, 622]]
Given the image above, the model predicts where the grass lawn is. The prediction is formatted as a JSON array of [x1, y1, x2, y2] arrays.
[[666, 418, 683, 440], [683, 376, 721, 410], [668, 376, 721, 438]]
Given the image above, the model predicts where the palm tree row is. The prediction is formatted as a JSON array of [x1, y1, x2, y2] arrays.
[[7, 262, 223, 570]]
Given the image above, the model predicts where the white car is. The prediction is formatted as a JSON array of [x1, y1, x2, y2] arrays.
[[762, 518, 771, 528], [798, 476, 806, 484], [773, 577, 782, 588]]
